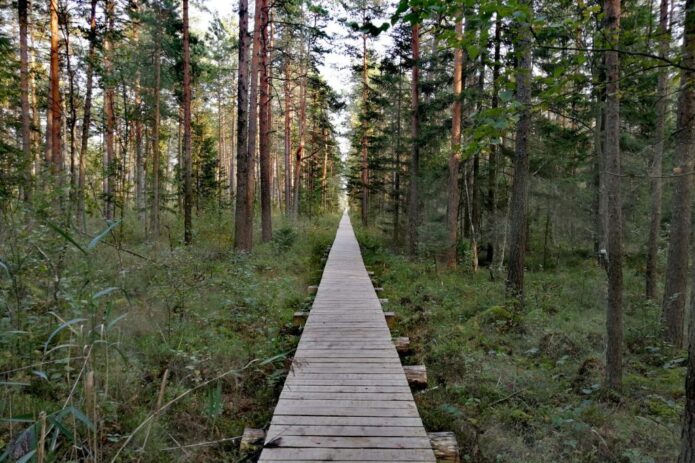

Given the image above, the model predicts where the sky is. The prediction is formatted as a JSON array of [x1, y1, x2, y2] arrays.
[[189, 0, 393, 158]]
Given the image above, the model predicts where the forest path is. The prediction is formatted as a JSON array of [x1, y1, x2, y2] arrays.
[[258, 211, 436, 462]]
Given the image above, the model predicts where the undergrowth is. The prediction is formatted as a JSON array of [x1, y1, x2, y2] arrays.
[[356, 224, 684, 463], [0, 207, 339, 462]]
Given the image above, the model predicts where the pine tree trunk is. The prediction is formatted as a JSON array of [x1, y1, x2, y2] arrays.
[[646, 0, 671, 300], [283, 57, 292, 215], [445, 15, 463, 268], [78, 0, 97, 229], [234, 0, 251, 250], [19, 0, 32, 201], [133, 0, 145, 225], [259, 0, 272, 242], [49, 0, 62, 174], [103, 0, 115, 219], [662, 0, 695, 348], [681, 0, 695, 440], [182, 0, 193, 245], [151, 4, 162, 237], [361, 33, 369, 226], [488, 16, 502, 267], [603, 0, 624, 390], [407, 22, 420, 255], [294, 55, 307, 218], [506, 0, 533, 303]]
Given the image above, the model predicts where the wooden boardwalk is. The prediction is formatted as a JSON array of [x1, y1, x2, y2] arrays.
[[258, 212, 436, 462]]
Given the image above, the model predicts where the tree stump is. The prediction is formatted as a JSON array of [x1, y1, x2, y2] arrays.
[[403, 365, 427, 388], [240, 428, 266, 453], [428, 431, 460, 462], [393, 337, 411, 354]]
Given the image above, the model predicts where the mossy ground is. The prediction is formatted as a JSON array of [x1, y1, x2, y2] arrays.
[[355, 225, 684, 463], [0, 210, 339, 462]]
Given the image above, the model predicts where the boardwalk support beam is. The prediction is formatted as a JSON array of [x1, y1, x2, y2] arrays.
[[384, 311, 397, 328], [393, 336, 411, 354], [240, 428, 266, 453], [403, 365, 428, 388], [307, 285, 319, 295], [292, 311, 308, 327], [428, 431, 460, 462]]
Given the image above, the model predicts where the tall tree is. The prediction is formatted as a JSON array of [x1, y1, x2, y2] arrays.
[[49, 0, 62, 174], [679, 0, 695, 458], [151, 1, 163, 236], [506, 0, 533, 303], [445, 14, 463, 268], [603, 0, 624, 390], [259, 0, 272, 242], [78, 0, 98, 228], [662, 0, 695, 347], [646, 0, 671, 300], [18, 0, 31, 201], [360, 28, 369, 226], [283, 55, 292, 215], [103, 0, 116, 219], [234, 0, 252, 250], [182, 0, 193, 244], [407, 19, 420, 255]]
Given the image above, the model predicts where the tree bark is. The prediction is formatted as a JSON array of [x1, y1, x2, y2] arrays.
[[603, 0, 624, 390], [361, 32, 369, 226], [259, 0, 272, 242], [506, 0, 533, 303], [103, 0, 115, 219], [284, 56, 292, 215], [49, 0, 62, 174], [662, 0, 695, 348], [182, 0, 193, 244], [680, 5, 695, 451], [19, 0, 32, 201], [445, 15, 464, 268], [151, 3, 162, 237], [293, 55, 307, 218], [646, 0, 671, 300], [234, 0, 252, 250], [407, 21, 420, 255], [78, 0, 97, 229], [133, 0, 145, 225]]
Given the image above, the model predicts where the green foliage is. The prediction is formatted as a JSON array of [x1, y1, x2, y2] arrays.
[[0, 209, 340, 460], [356, 227, 684, 463]]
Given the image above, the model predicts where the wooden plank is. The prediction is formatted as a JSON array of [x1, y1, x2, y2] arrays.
[[264, 435, 433, 449], [279, 391, 414, 401], [274, 406, 419, 417], [267, 425, 427, 438], [270, 415, 424, 427], [276, 399, 417, 409], [259, 448, 436, 461]]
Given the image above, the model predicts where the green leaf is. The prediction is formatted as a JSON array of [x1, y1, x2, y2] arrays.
[[93, 287, 119, 300], [44, 220, 87, 255], [44, 318, 87, 351], [87, 220, 121, 250], [16, 450, 36, 463]]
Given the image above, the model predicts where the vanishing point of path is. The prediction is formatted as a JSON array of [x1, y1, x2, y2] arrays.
[[258, 211, 437, 462]]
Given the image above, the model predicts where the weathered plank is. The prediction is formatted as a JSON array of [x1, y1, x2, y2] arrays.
[[258, 212, 435, 462]]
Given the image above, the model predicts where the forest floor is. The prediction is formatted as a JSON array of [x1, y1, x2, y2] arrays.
[[0, 210, 337, 462], [354, 224, 684, 463], [0, 210, 685, 462]]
